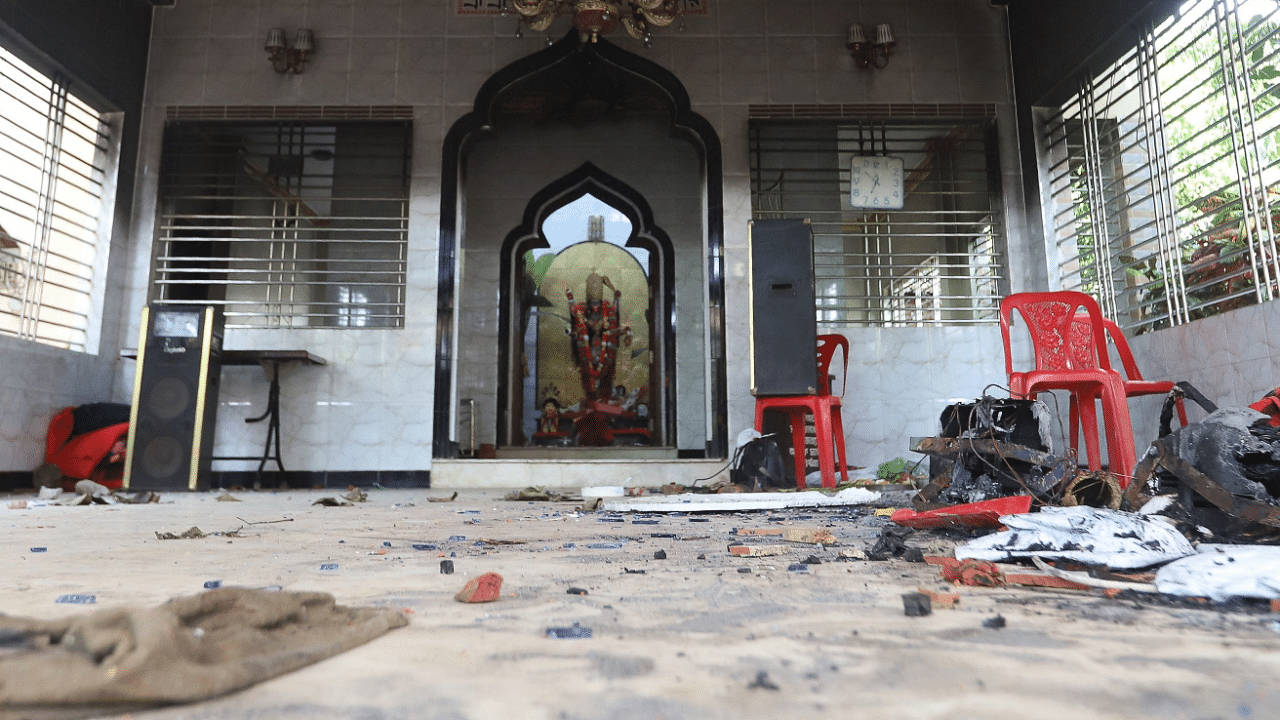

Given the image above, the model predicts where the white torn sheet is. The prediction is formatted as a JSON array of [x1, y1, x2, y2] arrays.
[[1154, 544, 1280, 601], [599, 486, 880, 513], [955, 506, 1195, 570]]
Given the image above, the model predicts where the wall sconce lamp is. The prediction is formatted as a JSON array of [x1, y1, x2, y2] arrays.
[[847, 23, 895, 69], [265, 28, 314, 74]]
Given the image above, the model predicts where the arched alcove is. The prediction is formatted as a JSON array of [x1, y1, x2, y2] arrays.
[[496, 163, 676, 450], [434, 28, 726, 460]]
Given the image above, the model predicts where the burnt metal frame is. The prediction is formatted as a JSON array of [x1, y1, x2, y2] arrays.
[[433, 28, 726, 459]]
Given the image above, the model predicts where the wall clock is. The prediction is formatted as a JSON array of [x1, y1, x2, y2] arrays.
[[849, 155, 904, 210]]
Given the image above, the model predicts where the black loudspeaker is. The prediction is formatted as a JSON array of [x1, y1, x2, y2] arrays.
[[749, 218, 818, 396], [124, 305, 224, 491]]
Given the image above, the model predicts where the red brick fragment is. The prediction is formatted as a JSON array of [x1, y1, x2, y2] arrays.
[[1271, 598, 1280, 613], [1004, 572, 1092, 591], [939, 558, 1006, 588], [455, 572, 503, 603], [916, 587, 960, 608]]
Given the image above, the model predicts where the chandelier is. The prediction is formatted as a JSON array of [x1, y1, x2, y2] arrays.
[[504, 1, 687, 45]]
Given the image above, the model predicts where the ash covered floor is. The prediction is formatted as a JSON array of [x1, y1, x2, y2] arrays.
[[2, 488, 1278, 720]]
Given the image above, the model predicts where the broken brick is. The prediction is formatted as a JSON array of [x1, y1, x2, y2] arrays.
[[727, 544, 788, 557], [936, 558, 1006, 588], [916, 587, 960, 608], [454, 572, 503, 603], [734, 527, 836, 544]]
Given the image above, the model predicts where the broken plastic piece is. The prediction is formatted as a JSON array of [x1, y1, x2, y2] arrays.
[[203, 580, 222, 589], [440, 560, 454, 574], [319, 563, 339, 571], [891, 495, 1033, 530], [982, 614, 1006, 629], [29, 547, 46, 553], [55, 594, 95, 604], [412, 544, 437, 551], [566, 587, 588, 595]]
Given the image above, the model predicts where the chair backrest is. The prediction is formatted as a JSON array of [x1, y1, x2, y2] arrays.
[[816, 334, 849, 396], [1071, 313, 1145, 381], [999, 291, 1115, 379]]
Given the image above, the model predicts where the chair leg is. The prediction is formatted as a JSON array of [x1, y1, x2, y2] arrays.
[[812, 404, 836, 489], [1077, 394, 1103, 471], [789, 408, 810, 490], [1068, 394, 1081, 464], [1099, 382, 1138, 482], [830, 404, 849, 486]]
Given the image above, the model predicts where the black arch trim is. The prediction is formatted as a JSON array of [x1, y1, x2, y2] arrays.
[[434, 29, 727, 459]]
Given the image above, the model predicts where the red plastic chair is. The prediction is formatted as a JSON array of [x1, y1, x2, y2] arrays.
[[44, 404, 131, 489], [999, 292, 1139, 481], [753, 334, 850, 489], [1067, 314, 1188, 470]]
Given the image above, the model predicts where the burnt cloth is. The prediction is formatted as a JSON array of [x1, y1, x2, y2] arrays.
[[0, 588, 408, 719]]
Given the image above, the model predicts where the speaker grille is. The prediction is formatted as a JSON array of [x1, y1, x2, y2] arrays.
[[141, 435, 185, 479], [147, 376, 192, 420]]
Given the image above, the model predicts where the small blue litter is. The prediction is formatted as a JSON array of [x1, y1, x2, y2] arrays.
[[473, 541, 484, 546], [587, 542, 623, 549], [56, 594, 95, 604], [632, 520, 659, 525], [382, 541, 392, 547], [204, 580, 222, 589], [450, 551, 457, 558], [563, 543, 576, 549], [651, 533, 677, 538], [689, 518, 710, 523], [787, 563, 810, 572], [448, 535, 466, 542], [320, 563, 339, 571], [29, 547, 46, 553], [412, 543, 437, 551], [546, 624, 592, 639]]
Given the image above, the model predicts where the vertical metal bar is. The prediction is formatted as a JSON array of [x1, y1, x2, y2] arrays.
[[21, 77, 67, 340], [1229, 1, 1280, 300], [1141, 25, 1190, 327], [1213, 0, 1268, 306]]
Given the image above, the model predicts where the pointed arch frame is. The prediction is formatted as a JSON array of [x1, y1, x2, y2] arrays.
[[433, 30, 726, 458]]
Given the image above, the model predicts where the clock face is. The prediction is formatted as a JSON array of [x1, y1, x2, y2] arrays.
[[849, 155, 904, 210]]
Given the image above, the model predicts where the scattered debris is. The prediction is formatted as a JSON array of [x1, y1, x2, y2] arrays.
[[204, 580, 222, 589], [600, 486, 880, 513], [837, 548, 867, 560], [902, 592, 932, 616], [156, 527, 207, 540], [747, 670, 780, 691], [653, 549, 667, 559], [1060, 471, 1123, 509], [786, 563, 809, 572], [54, 594, 95, 604], [215, 493, 242, 502], [737, 567, 752, 574], [955, 506, 1195, 569], [319, 563, 339, 571], [867, 526, 924, 562], [1154, 545, 1280, 600], [455, 572, 503, 603], [427, 492, 459, 503], [728, 544, 787, 557], [1030, 556, 1157, 592], [933, 557, 1006, 587], [312, 497, 352, 507], [567, 587, 588, 595], [623, 568, 646, 574], [504, 486, 577, 502], [479, 538, 527, 546], [440, 560, 454, 574], [235, 516, 293, 525], [7, 500, 27, 510], [982, 614, 1007, 629], [343, 488, 368, 503], [546, 623, 592, 639]]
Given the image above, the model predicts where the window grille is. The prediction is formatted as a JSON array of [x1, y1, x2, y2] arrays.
[[0, 44, 113, 352], [749, 118, 1005, 327], [1044, 0, 1280, 334], [154, 121, 411, 328]]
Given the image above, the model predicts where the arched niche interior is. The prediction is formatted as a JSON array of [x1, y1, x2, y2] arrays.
[[435, 29, 727, 459], [497, 165, 675, 451]]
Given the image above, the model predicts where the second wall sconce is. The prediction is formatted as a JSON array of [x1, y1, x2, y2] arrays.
[[266, 28, 314, 74], [847, 23, 895, 70]]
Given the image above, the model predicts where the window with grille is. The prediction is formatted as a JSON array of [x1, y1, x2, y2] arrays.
[[155, 121, 410, 328], [749, 118, 1005, 327], [1044, 0, 1280, 334], [0, 44, 116, 352]]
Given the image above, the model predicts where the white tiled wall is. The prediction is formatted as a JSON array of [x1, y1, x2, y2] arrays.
[[4, 0, 1029, 475]]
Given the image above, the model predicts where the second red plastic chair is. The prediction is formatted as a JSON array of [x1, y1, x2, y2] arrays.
[[753, 334, 850, 489]]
